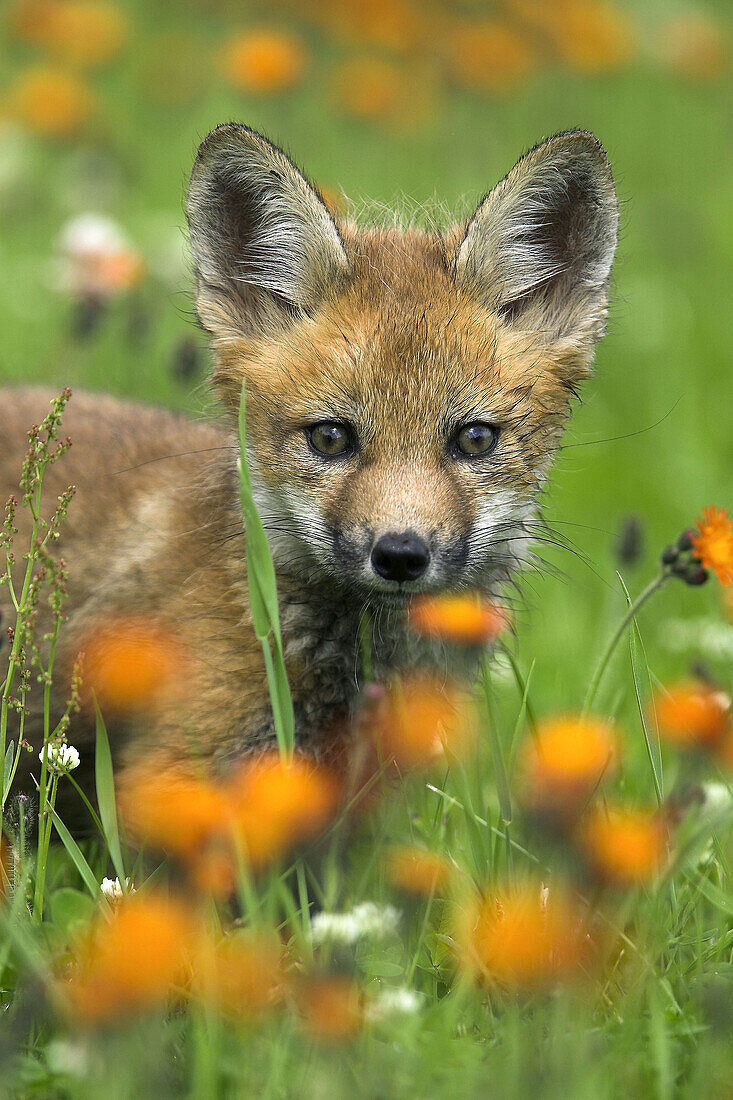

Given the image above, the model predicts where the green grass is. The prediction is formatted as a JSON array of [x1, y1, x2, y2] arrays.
[[1, 0, 733, 1095]]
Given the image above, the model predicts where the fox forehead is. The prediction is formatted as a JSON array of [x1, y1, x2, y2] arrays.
[[217, 223, 572, 446]]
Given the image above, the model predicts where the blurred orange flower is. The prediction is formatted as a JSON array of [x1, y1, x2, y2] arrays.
[[10, 0, 128, 68], [520, 715, 617, 812], [9, 67, 94, 137], [333, 58, 404, 120], [118, 769, 230, 860], [385, 845, 454, 897], [652, 681, 730, 749], [580, 806, 669, 886], [63, 894, 197, 1023], [514, 0, 634, 72], [448, 22, 535, 92], [409, 594, 507, 646], [317, 183, 346, 217], [79, 616, 189, 717], [317, 0, 424, 54], [460, 881, 589, 989], [228, 753, 340, 870], [660, 14, 728, 82], [219, 30, 305, 93], [692, 507, 733, 586], [370, 675, 476, 770], [191, 931, 285, 1019], [298, 975, 363, 1041]]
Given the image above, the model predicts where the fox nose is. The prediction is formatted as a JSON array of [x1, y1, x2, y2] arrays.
[[371, 531, 431, 583]]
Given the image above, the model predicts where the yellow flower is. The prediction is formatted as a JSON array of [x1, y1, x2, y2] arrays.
[[9, 67, 94, 137], [298, 975, 363, 1041], [652, 681, 730, 749], [219, 30, 305, 94], [63, 894, 197, 1023], [692, 506, 733, 585], [448, 22, 535, 92], [369, 675, 476, 770], [459, 881, 590, 989], [580, 806, 668, 886], [408, 594, 507, 646], [385, 845, 455, 897], [520, 715, 617, 812]]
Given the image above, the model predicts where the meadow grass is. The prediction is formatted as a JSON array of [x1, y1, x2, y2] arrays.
[[1, 0, 733, 1095]]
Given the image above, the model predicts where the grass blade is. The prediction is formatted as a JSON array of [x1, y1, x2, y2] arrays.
[[48, 803, 102, 898], [94, 704, 126, 883]]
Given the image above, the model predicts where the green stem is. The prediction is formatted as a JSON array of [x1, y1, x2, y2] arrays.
[[583, 571, 670, 716]]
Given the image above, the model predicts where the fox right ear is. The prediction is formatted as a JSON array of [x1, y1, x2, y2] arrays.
[[187, 124, 349, 341]]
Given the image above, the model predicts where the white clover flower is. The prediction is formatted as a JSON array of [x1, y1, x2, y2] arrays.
[[366, 987, 423, 1023], [39, 742, 80, 773], [100, 877, 134, 899], [311, 902, 400, 945]]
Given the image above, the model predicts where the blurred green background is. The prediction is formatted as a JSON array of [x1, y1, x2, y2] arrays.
[[1, 0, 731, 722]]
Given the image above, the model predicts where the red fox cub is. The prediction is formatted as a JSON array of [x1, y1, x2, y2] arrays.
[[0, 125, 618, 813]]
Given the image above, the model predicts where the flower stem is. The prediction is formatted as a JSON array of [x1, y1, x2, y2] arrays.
[[583, 571, 670, 716]]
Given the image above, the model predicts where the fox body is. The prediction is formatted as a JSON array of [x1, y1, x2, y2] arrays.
[[0, 126, 618, 814]]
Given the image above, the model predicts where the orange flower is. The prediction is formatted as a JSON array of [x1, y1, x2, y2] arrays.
[[10, 0, 128, 68], [298, 976, 363, 1041], [534, 0, 635, 72], [118, 769, 230, 860], [219, 30, 305, 94], [660, 14, 728, 82], [332, 58, 403, 120], [9, 67, 94, 137], [370, 675, 476, 770], [317, 0, 424, 54], [460, 881, 589, 989], [409, 594, 507, 646], [228, 753, 339, 870], [385, 845, 454, 897], [652, 681, 730, 749], [692, 507, 733, 586], [191, 931, 285, 1019], [520, 716, 617, 812], [448, 22, 535, 92], [63, 894, 197, 1023], [580, 806, 669, 886], [78, 616, 189, 717]]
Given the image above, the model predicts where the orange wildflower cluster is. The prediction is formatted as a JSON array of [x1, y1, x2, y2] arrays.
[[120, 752, 340, 883], [191, 931, 285, 1020], [369, 674, 476, 770], [652, 681, 731, 750], [62, 894, 289, 1026], [409, 593, 507, 647], [460, 881, 590, 990], [520, 715, 617, 814], [580, 807, 669, 887], [661, 14, 729, 82], [297, 975, 363, 1042], [8, 66, 94, 137], [78, 616, 190, 717], [332, 58, 405, 121], [385, 845, 454, 897], [10, 0, 128, 68], [219, 30, 305, 93], [448, 23, 536, 93], [692, 507, 733, 586], [63, 894, 197, 1023], [511, 0, 634, 72]]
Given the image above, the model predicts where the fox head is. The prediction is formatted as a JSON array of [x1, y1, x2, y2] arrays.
[[186, 124, 618, 602]]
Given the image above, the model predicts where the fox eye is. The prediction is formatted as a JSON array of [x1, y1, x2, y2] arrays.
[[453, 422, 500, 458], [306, 421, 354, 458]]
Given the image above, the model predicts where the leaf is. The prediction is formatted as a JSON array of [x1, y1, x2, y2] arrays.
[[2, 740, 15, 803], [48, 803, 101, 899], [94, 705, 126, 884], [50, 887, 97, 938]]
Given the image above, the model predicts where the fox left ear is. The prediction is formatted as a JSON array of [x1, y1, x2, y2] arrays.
[[454, 130, 618, 347], [187, 124, 349, 341]]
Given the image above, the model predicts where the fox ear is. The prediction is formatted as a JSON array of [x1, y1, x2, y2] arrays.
[[187, 124, 349, 340], [454, 130, 618, 345]]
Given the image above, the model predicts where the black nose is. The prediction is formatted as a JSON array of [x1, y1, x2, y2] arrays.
[[371, 531, 431, 583]]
